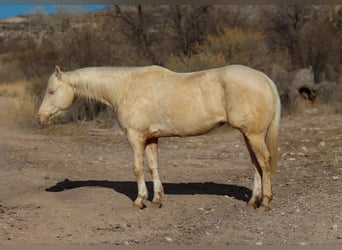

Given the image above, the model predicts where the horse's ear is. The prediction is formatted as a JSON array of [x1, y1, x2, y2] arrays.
[[55, 65, 62, 80]]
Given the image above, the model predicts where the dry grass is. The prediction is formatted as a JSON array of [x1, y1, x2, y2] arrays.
[[0, 80, 39, 126]]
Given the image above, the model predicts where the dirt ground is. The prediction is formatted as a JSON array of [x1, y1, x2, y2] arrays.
[[0, 96, 341, 245]]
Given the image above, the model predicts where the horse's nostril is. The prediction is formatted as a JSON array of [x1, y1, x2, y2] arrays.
[[37, 117, 42, 126], [36, 114, 47, 127]]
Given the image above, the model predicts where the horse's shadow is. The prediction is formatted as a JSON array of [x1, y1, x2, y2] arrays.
[[46, 179, 251, 203]]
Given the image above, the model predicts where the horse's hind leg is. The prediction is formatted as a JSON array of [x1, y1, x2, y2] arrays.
[[244, 135, 262, 209], [244, 133, 273, 211], [145, 138, 164, 208]]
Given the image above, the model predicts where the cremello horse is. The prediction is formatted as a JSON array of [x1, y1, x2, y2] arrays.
[[37, 65, 281, 211]]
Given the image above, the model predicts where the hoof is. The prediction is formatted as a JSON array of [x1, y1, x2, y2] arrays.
[[132, 203, 145, 211], [246, 201, 258, 210], [151, 202, 163, 209], [258, 197, 272, 212]]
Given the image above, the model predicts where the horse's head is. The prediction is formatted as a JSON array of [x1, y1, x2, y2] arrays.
[[37, 66, 75, 127]]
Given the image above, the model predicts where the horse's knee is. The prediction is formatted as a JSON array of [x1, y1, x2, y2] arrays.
[[134, 166, 143, 177]]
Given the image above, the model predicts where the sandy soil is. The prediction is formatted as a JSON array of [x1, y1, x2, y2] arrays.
[[0, 97, 341, 245]]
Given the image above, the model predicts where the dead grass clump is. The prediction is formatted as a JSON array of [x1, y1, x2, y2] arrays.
[[316, 81, 342, 114], [0, 80, 39, 127]]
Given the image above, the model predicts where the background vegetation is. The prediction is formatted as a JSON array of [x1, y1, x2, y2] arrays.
[[0, 5, 341, 126]]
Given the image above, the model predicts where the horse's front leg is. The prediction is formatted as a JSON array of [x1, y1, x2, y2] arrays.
[[146, 138, 164, 208], [127, 130, 148, 210]]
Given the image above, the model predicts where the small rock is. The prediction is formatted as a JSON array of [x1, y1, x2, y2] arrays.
[[332, 176, 339, 180], [165, 237, 173, 243], [319, 141, 326, 147], [332, 224, 338, 231], [256, 242, 263, 246], [288, 158, 296, 161]]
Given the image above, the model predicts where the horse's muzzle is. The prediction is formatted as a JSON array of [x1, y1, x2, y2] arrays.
[[37, 113, 49, 128]]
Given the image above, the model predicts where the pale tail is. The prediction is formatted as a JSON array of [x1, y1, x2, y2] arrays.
[[265, 80, 281, 175]]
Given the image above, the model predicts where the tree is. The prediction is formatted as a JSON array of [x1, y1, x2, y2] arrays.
[[114, 5, 158, 64], [166, 27, 276, 73], [263, 5, 314, 67], [168, 5, 213, 56], [298, 20, 340, 83]]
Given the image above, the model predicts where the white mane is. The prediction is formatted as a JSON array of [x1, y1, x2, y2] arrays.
[[64, 66, 169, 109]]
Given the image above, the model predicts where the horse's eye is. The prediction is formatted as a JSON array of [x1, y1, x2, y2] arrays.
[[48, 89, 55, 95]]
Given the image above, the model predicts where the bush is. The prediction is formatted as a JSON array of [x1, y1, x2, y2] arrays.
[[167, 27, 290, 73]]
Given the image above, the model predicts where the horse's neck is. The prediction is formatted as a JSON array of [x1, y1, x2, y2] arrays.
[[67, 68, 129, 110]]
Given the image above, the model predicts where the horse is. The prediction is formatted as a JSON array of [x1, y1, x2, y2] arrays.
[[37, 65, 281, 211]]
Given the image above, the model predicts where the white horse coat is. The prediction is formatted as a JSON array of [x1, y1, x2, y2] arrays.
[[38, 65, 281, 211]]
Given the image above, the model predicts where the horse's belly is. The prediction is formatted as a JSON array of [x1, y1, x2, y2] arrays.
[[149, 113, 227, 138]]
